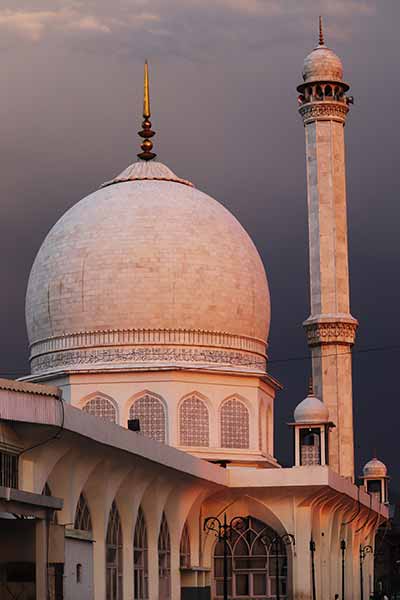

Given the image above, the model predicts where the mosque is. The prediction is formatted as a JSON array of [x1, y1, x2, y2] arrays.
[[0, 19, 390, 600]]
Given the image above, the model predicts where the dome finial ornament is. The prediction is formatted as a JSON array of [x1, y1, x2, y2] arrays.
[[138, 60, 157, 161], [318, 15, 325, 46], [308, 375, 314, 396]]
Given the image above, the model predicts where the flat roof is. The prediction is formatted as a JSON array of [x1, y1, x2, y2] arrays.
[[0, 378, 388, 517]]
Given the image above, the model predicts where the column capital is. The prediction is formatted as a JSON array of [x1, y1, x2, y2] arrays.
[[303, 315, 358, 346]]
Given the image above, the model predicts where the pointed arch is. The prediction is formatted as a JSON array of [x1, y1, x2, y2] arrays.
[[74, 492, 92, 532], [134, 506, 148, 600], [81, 392, 118, 424], [106, 501, 123, 600], [129, 391, 167, 443], [42, 482, 57, 523], [220, 396, 250, 448], [158, 512, 171, 600], [179, 393, 209, 447], [180, 521, 191, 568]]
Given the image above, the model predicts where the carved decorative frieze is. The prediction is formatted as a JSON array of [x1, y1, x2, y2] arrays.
[[30, 345, 267, 375], [299, 101, 349, 124], [304, 320, 357, 346]]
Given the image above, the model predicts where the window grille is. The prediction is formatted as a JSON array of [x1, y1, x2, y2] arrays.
[[0, 451, 18, 488], [158, 513, 171, 600], [106, 501, 123, 600], [300, 429, 321, 466], [74, 493, 93, 532], [180, 522, 191, 568], [179, 396, 209, 447], [129, 395, 166, 443], [220, 398, 250, 449], [213, 517, 288, 599], [134, 506, 148, 600], [82, 396, 117, 423]]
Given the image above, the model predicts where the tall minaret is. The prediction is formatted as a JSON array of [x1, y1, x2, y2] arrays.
[[297, 18, 358, 480]]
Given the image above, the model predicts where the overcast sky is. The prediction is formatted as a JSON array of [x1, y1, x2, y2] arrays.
[[1, 0, 399, 492]]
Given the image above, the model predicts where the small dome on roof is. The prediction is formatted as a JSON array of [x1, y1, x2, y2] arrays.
[[363, 457, 387, 478], [302, 44, 343, 84], [294, 390, 329, 424]]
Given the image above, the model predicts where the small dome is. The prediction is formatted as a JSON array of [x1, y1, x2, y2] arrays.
[[294, 392, 329, 424], [302, 44, 343, 84], [363, 457, 387, 478]]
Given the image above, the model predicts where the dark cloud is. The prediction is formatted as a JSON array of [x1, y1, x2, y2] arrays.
[[0, 0, 398, 491]]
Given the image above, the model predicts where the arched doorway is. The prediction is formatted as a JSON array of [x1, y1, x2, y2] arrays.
[[213, 516, 288, 599], [106, 501, 123, 600]]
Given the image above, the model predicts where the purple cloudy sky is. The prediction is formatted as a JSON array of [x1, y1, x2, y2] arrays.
[[0, 0, 399, 491]]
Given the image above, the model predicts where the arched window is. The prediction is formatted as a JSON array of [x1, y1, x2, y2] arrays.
[[220, 398, 250, 449], [76, 563, 82, 583], [106, 501, 123, 600], [82, 395, 117, 423], [213, 517, 288, 599], [42, 482, 52, 496], [134, 506, 148, 600], [180, 522, 191, 568], [42, 482, 57, 523], [74, 493, 92, 532], [158, 513, 171, 600], [129, 394, 166, 443], [179, 395, 209, 447]]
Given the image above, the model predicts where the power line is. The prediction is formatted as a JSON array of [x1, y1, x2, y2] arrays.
[[268, 344, 400, 365]]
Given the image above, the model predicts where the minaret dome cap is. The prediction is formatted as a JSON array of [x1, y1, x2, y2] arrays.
[[302, 17, 344, 84], [302, 46, 344, 84]]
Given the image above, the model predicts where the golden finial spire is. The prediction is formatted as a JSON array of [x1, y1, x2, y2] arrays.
[[318, 16, 325, 46], [138, 60, 156, 161]]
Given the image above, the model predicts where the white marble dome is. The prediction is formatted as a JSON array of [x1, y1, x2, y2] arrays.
[[363, 457, 387, 478], [302, 44, 343, 84], [26, 161, 270, 376], [294, 392, 329, 424]]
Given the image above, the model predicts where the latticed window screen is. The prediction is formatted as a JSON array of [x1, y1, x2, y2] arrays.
[[129, 395, 166, 443], [180, 522, 191, 568], [82, 396, 117, 423], [0, 451, 18, 488], [134, 506, 149, 600], [179, 396, 209, 447], [74, 493, 92, 532], [106, 501, 123, 600], [158, 512, 171, 600], [300, 429, 321, 466], [220, 398, 250, 449], [213, 516, 288, 599]]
